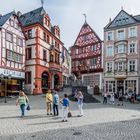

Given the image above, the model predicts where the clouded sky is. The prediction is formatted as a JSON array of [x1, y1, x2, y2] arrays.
[[1, 0, 140, 48]]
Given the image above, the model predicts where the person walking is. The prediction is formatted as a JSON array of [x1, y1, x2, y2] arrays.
[[46, 89, 53, 115], [53, 90, 59, 116], [103, 91, 108, 104], [110, 93, 115, 105], [16, 91, 29, 118], [118, 90, 123, 106], [77, 91, 84, 117], [62, 94, 69, 122]]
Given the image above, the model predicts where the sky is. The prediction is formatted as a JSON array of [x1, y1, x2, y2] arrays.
[[1, 0, 140, 48]]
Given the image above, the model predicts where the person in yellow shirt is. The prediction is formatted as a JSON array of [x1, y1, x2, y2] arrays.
[[46, 89, 53, 115]]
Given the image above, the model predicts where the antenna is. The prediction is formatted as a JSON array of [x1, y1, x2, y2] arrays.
[[121, 6, 123, 10], [83, 13, 87, 23], [41, 0, 44, 7]]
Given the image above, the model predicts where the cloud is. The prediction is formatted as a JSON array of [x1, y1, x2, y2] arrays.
[[1, 0, 140, 48]]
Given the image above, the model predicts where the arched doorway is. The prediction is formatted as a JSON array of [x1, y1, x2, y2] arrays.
[[54, 74, 59, 90], [42, 72, 50, 93]]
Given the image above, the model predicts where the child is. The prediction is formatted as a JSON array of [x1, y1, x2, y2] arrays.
[[62, 94, 69, 122]]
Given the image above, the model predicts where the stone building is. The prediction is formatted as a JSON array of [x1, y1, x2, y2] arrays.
[[104, 9, 140, 95], [19, 7, 63, 94]]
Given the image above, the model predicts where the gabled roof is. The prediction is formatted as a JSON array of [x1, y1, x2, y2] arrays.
[[73, 22, 102, 47], [0, 11, 16, 27], [19, 7, 46, 27], [105, 10, 138, 29]]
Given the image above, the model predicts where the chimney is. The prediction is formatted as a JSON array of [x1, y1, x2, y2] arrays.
[[109, 18, 111, 23], [17, 11, 22, 17]]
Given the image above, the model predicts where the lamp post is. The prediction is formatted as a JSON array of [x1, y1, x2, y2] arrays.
[[0, 74, 11, 103]]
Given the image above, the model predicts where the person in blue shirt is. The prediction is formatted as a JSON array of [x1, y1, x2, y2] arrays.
[[53, 90, 59, 116], [62, 94, 69, 122]]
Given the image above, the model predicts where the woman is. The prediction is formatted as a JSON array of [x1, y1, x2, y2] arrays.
[[77, 91, 84, 117], [16, 91, 29, 118]]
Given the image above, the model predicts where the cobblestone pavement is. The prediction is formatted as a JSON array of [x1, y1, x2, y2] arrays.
[[1, 119, 140, 140], [0, 88, 140, 139]]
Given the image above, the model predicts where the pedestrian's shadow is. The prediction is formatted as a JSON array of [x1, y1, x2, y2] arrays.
[[0, 114, 52, 120], [28, 120, 63, 126]]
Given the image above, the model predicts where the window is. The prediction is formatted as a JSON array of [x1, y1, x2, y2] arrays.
[[129, 27, 136, 37], [117, 30, 124, 40], [92, 45, 96, 51], [6, 32, 13, 42], [106, 62, 112, 72], [47, 35, 50, 44], [14, 22, 18, 29], [43, 32, 46, 42], [28, 30, 32, 39], [107, 32, 113, 41], [106, 81, 115, 93], [10, 19, 14, 27], [50, 52, 53, 62], [75, 49, 78, 54], [26, 48, 32, 60], [107, 47, 113, 56], [43, 50, 47, 61], [92, 58, 96, 65], [17, 38, 23, 47], [118, 62, 123, 71], [55, 53, 59, 64], [129, 43, 135, 53], [25, 72, 31, 84], [116, 44, 125, 54], [129, 60, 135, 72]]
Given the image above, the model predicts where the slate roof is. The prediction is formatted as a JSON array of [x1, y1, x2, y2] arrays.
[[0, 11, 15, 27], [134, 15, 140, 21], [105, 10, 140, 30], [19, 7, 45, 27]]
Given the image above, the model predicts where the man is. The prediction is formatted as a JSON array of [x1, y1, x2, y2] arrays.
[[46, 89, 53, 115], [53, 90, 59, 116]]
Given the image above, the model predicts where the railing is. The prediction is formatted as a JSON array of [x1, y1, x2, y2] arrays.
[[114, 53, 127, 60]]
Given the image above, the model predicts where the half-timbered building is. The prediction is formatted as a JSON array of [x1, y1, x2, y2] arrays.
[[71, 21, 103, 91], [0, 11, 25, 96]]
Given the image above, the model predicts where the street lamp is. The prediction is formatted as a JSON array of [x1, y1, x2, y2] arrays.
[[0, 74, 12, 103]]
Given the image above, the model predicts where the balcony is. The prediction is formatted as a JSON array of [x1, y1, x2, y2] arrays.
[[49, 62, 60, 72], [114, 70, 127, 79], [114, 53, 127, 61]]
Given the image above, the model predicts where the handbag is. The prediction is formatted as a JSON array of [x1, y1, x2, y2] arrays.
[[68, 111, 72, 117], [26, 104, 30, 111]]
